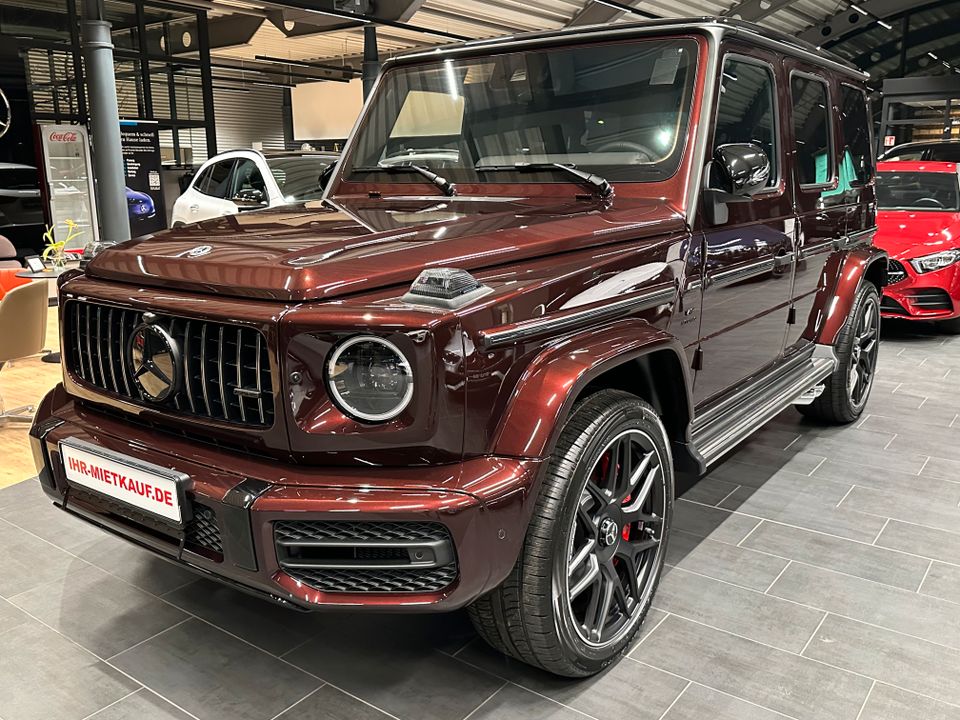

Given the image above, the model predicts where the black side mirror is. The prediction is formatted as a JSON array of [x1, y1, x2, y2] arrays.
[[703, 142, 771, 225], [233, 188, 267, 208], [318, 163, 336, 191]]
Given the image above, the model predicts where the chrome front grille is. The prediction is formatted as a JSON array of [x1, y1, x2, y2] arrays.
[[65, 300, 275, 428]]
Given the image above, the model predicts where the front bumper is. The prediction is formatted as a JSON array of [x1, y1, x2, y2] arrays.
[[30, 386, 540, 611], [881, 261, 960, 321]]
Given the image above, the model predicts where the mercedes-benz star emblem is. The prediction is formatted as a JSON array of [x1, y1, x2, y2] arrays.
[[0, 87, 10, 139], [127, 321, 181, 403], [599, 518, 619, 548]]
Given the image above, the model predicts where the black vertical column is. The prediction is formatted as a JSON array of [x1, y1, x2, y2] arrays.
[[362, 25, 380, 100], [82, 1, 130, 244]]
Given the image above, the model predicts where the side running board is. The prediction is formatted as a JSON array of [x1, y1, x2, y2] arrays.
[[691, 347, 836, 467]]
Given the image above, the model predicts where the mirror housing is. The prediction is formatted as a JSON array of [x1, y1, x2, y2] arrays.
[[233, 188, 267, 208], [703, 142, 772, 225]]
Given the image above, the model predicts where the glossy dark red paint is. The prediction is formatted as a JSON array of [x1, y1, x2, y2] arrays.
[[32, 19, 885, 612]]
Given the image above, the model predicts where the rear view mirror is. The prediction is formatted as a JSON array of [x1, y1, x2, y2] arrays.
[[703, 142, 771, 224]]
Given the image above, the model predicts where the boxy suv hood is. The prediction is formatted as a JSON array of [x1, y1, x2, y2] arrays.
[[87, 197, 685, 302]]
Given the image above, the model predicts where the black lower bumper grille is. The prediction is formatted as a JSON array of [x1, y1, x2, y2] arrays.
[[907, 288, 953, 311], [881, 295, 909, 315], [274, 520, 457, 594], [185, 504, 224, 557], [284, 565, 458, 594]]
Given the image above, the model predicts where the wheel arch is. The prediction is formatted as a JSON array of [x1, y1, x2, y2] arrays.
[[490, 319, 695, 465], [811, 245, 888, 346]]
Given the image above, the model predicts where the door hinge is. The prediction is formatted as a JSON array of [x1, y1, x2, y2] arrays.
[[787, 307, 797, 325], [692, 346, 704, 371]]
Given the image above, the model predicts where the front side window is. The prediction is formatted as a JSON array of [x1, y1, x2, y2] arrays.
[[232, 158, 267, 197], [839, 86, 873, 186], [877, 171, 960, 211], [345, 38, 699, 184], [714, 58, 778, 188], [266, 156, 334, 202], [199, 160, 235, 198], [791, 75, 832, 186]]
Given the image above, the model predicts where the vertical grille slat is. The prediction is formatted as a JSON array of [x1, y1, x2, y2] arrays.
[[64, 301, 274, 429]]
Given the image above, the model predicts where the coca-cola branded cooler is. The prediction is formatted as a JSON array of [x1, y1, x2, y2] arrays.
[[36, 123, 99, 249]]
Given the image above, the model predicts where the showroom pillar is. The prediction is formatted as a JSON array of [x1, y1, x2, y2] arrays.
[[362, 25, 380, 99], [82, 13, 131, 244]]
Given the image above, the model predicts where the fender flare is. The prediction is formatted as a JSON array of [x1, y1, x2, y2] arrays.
[[809, 245, 888, 346], [490, 319, 694, 459]]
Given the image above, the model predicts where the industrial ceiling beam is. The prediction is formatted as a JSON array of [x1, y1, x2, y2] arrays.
[[721, 0, 794, 22], [566, 0, 657, 27], [798, 0, 940, 47]]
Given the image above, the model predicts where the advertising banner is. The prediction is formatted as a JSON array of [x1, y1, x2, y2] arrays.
[[120, 120, 166, 235]]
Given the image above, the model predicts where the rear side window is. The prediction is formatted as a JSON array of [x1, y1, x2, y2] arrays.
[[929, 146, 960, 162], [791, 75, 832, 186], [198, 159, 235, 198], [839, 86, 873, 186], [715, 58, 778, 187]]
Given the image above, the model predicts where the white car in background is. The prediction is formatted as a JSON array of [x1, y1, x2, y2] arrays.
[[171, 149, 338, 226]]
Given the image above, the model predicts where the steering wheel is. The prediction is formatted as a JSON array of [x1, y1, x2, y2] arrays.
[[593, 140, 657, 163], [915, 197, 945, 208]]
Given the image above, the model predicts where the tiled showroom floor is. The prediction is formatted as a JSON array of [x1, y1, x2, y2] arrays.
[[3, 320, 960, 720]]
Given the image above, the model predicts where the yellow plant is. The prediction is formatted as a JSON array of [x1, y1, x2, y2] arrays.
[[41, 219, 84, 265]]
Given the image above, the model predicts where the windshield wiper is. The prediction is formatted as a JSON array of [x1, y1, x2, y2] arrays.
[[353, 164, 457, 197], [475, 162, 614, 198]]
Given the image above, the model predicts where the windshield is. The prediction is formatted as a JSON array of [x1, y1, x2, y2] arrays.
[[266, 156, 335, 202], [345, 38, 698, 184], [877, 171, 960, 211]]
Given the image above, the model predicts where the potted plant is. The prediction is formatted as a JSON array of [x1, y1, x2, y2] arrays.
[[41, 219, 83, 271]]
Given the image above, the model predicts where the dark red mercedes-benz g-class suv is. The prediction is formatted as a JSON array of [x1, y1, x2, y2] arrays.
[[31, 18, 885, 677]]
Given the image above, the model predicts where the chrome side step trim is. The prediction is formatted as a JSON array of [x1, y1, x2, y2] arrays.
[[692, 348, 836, 467]]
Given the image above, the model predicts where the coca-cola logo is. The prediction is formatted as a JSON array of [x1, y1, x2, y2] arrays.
[[49, 130, 78, 142]]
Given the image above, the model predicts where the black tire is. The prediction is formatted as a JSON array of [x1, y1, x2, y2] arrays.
[[799, 282, 880, 424], [467, 389, 673, 677], [937, 317, 960, 335]]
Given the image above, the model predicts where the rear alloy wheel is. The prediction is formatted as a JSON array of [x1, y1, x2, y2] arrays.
[[468, 390, 672, 677], [800, 282, 880, 423]]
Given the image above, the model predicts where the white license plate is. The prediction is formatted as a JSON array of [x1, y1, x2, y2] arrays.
[[60, 438, 186, 524]]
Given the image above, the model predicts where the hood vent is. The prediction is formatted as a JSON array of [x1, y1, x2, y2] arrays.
[[402, 268, 493, 309]]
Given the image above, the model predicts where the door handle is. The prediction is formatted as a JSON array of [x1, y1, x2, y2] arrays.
[[188, 204, 199, 212]]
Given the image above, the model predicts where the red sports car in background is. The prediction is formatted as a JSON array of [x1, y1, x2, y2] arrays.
[[875, 161, 960, 332]]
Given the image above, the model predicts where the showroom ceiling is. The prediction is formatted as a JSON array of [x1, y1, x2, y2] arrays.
[[189, 0, 960, 83]]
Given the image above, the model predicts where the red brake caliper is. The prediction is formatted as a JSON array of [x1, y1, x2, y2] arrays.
[[621, 494, 632, 541]]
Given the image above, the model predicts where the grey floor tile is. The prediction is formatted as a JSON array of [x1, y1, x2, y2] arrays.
[[633, 607, 669, 647], [704, 459, 813, 490], [0, 494, 104, 553], [274, 685, 395, 720], [741, 521, 929, 591], [770, 563, 960, 650], [672, 500, 760, 545], [859, 683, 960, 720], [876, 520, 960, 564], [285, 615, 502, 720], [457, 638, 687, 720], [0, 619, 139, 720], [813, 458, 960, 501], [662, 683, 785, 720], [721, 442, 827, 476], [111, 618, 320, 720], [680, 477, 739, 505], [718, 484, 885, 544], [886, 432, 960, 463], [0, 518, 83, 598], [465, 684, 583, 720], [78, 534, 198, 596], [860, 410, 960, 435], [9, 562, 188, 659], [722, 474, 854, 506], [921, 455, 960, 482], [0, 477, 45, 511], [920, 562, 960, 603], [163, 579, 327, 656], [787, 427, 896, 455], [742, 426, 802, 451], [804, 615, 960, 707], [840, 485, 960, 534], [666, 531, 790, 592], [634, 614, 872, 720], [653, 567, 824, 653], [0, 597, 30, 635], [86, 690, 194, 720]]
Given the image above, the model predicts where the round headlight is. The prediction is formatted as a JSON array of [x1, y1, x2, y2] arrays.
[[326, 336, 414, 422]]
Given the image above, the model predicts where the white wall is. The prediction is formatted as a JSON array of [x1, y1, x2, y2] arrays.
[[291, 79, 364, 141]]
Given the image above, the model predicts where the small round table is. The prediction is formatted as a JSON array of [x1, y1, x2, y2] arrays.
[[16, 268, 69, 364]]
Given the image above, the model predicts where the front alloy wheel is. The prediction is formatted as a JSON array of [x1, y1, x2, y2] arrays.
[[468, 389, 673, 677]]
